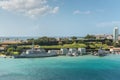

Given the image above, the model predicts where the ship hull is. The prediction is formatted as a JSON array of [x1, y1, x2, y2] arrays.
[[14, 54, 58, 58]]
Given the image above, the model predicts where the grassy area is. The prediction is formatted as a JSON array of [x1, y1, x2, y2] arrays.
[[18, 43, 109, 50], [41, 43, 87, 49], [18, 43, 87, 49]]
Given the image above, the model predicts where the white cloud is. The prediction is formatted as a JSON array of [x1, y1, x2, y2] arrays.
[[0, 0, 59, 17], [73, 10, 91, 15], [51, 7, 59, 14], [96, 21, 120, 27]]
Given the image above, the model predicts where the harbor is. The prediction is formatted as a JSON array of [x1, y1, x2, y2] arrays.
[[0, 0, 120, 80], [0, 47, 118, 58]]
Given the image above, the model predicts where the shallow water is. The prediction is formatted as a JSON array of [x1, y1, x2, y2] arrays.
[[0, 55, 120, 80]]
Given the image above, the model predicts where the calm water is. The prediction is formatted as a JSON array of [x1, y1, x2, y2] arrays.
[[0, 55, 120, 80]]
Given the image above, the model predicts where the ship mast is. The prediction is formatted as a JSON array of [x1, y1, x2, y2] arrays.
[[32, 39, 34, 51]]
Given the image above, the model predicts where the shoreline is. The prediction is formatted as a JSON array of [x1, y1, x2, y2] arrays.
[[0, 53, 119, 59]]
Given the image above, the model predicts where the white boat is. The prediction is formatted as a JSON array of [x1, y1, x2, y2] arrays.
[[14, 48, 58, 58], [14, 41, 58, 58]]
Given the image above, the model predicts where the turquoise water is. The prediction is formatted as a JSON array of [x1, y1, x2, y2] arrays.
[[0, 55, 120, 80]]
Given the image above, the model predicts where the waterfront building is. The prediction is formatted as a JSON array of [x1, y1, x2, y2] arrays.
[[78, 48, 86, 55], [96, 34, 106, 39], [113, 27, 119, 42], [60, 48, 68, 55], [106, 35, 113, 39], [95, 34, 113, 40], [110, 47, 120, 53], [69, 48, 77, 53]]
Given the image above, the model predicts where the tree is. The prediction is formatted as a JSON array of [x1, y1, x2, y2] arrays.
[[16, 47, 23, 53], [113, 42, 120, 47], [33, 37, 57, 45], [78, 40, 84, 43], [62, 38, 70, 44], [27, 38, 34, 44], [71, 36, 77, 43], [58, 41, 63, 45], [105, 39, 112, 46], [6, 47, 14, 55], [84, 34, 96, 40]]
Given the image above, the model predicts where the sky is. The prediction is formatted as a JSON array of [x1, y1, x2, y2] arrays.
[[0, 0, 120, 37]]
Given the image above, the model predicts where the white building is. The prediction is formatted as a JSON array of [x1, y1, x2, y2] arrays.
[[113, 27, 119, 42], [69, 48, 77, 53], [78, 48, 86, 55], [60, 48, 68, 55], [67, 48, 78, 56]]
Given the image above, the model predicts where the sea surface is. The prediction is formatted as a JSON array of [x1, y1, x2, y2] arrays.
[[0, 55, 120, 80]]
